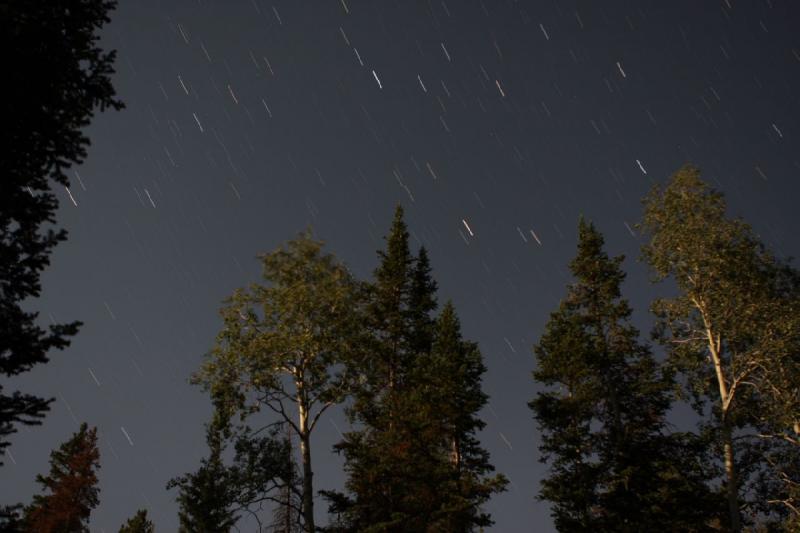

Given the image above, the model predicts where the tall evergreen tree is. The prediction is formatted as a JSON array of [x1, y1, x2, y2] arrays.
[[530, 219, 719, 531], [329, 206, 504, 531], [118, 509, 155, 533], [23, 423, 101, 533], [418, 302, 507, 530], [327, 206, 434, 531], [407, 246, 438, 356], [194, 232, 365, 532], [368, 205, 416, 397], [1, 0, 122, 467], [641, 165, 800, 529]]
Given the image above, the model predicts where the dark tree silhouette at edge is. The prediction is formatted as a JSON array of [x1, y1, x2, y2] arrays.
[[0, 0, 123, 467]]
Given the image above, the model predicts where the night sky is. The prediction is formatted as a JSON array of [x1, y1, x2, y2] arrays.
[[4, 1, 800, 531]]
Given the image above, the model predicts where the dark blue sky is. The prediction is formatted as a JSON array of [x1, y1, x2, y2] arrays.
[[4, 1, 800, 531]]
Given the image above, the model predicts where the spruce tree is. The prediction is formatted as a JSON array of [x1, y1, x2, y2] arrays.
[[369, 204, 416, 396], [407, 246, 438, 356], [530, 219, 718, 531], [23, 423, 101, 533], [118, 509, 155, 533], [328, 205, 421, 531], [325, 206, 432, 530], [420, 302, 507, 530], [329, 206, 505, 531]]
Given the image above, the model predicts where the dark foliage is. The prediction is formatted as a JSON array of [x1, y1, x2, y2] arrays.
[[530, 219, 721, 531], [168, 417, 295, 533], [327, 206, 504, 532], [118, 509, 155, 533], [0, 0, 123, 463], [23, 423, 101, 533]]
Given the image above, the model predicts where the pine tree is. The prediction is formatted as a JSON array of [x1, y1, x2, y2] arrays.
[[641, 165, 800, 529], [369, 205, 416, 397], [0, 0, 122, 467], [327, 205, 432, 531], [530, 219, 719, 531], [23, 423, 101, 533], [420, 302, 507, 530], [119, 509, 155, 533], [407, 246, 438, 356], [329, 206, 505, 531]]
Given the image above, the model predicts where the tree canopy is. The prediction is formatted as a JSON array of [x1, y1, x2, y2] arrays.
[[641, 164, 800, 529], [531, 218, 719, 531], [194, 232, 366, 532]]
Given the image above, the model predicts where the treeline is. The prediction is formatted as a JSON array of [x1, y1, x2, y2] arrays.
[[530, 166, 800, 532], [6, 169, 799, 533], [156, 206, 509, 533], [3, 1, 799, 532], [142, 169, 800, 532], [3, 206, 507, 533]]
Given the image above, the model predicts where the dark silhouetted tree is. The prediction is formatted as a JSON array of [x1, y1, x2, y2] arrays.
[[118, 509, 155, 533], [407, 246, 438, 356], [327, 206, 429, 530], [418, 302, 507, 530], [0, 0, 123, 466], [328, 206, 505, 531], [530, 219, 720, 531], [23, 423, 101, 533]]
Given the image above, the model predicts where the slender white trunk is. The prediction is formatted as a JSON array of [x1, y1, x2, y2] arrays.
[[705, 325, 741, 532]]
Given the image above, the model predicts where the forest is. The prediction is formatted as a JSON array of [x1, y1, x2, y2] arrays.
[[2, 1, 799, 532]]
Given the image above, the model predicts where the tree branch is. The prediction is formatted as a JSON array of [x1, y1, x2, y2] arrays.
[[260, 396, 301, 436], [309, 400, 336, 433]]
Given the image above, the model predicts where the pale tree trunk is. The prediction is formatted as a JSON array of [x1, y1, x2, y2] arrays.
[[705, 325, 741, 532], [297, 389, 315, 533], [450, 436, 460, 468], [721, 424, 740, 532]]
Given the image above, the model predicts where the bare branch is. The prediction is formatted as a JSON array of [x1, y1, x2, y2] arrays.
[[309, 400, 336, 433], [755, 432, 800, 447], [260, 397, 301, 435], [766, 498, 800, 518]]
